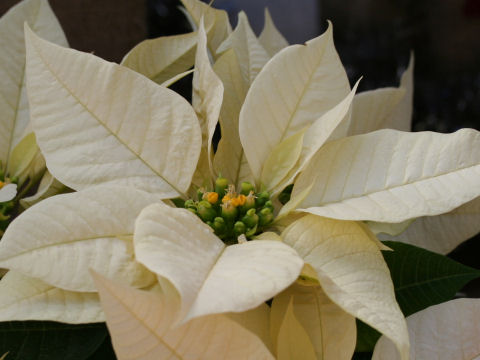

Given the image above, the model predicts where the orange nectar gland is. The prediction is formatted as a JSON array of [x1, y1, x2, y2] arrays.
[[222, 194, 231, 203], [203, 192, 219, 204], [231, 194, 246, 207]]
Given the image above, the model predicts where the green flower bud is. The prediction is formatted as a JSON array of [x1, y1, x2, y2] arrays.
[[197, 188, 204, 201], [198, 200, 212, 208], [264, 200, 274, 210], [184, 199, 197, 210], [197, 201, 216, 222], [241, 191, 256, 212], [242, 208, 258, 228], [256, 191, 270, 207], [187, 208, 197, 215], [234, 221, 246, 236], [212, 217, 227, 235], [258, 207, 274, 226], [240, 182, 255, 195], [215, 176, 229, 197], [221, 201, 238, 221], [245, 225, 258, 237]]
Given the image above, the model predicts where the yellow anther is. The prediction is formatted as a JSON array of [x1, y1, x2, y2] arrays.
[[222, 184, 241, 204], [230, 197, 240, 207], [0, 180, 4, 189], [203, 192, 219, 204], [236, 195, 247, 206], [229, 195, 246, 207], [226, 195, 247, 207]]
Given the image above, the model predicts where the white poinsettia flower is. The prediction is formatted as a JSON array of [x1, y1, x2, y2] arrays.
[[0, 8, 306, 331], [0, 0, 479, 359]]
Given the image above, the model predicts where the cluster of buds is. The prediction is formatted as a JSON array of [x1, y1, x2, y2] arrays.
[[182, 176, 275, 243]]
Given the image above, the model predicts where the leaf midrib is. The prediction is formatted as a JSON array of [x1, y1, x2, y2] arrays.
[[316, 162, 480, 208], [29, 36, 185, 197], [0, 284, 96, 311], [277, 40, 328, 144], [395, 271, 480, 293], [0, 233, 132, 260], [101, 278, 183, 359]]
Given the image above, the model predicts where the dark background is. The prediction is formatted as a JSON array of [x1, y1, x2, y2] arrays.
[[1, 0, 479, 293], [2, 0, 478, 132]]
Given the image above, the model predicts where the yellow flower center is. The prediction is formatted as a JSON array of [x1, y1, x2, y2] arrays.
[[203, 192, 219, 204], [231, 194, 246, 207], [222, 194, 247, 207], [178, 177, 275, 243]]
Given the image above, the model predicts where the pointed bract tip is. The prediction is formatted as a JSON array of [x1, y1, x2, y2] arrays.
[[408, 51, 415, 67], [264, 7, 272, 19], [237, 10, 249, 24], [353, 76, 363, 90]]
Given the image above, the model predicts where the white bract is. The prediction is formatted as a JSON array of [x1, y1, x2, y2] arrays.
[[0, 0, 479, 359], [0, 0, 68, 231], [0, 184, 16, 203], [0, 0, 66, 175], [92, 271, 275, 359], [373, 298, 480, 360], [271, 283, 356, 360]]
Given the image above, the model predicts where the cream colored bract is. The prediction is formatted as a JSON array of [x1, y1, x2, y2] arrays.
[[0, 0, 69, 231], [373, 298, 480, 360]]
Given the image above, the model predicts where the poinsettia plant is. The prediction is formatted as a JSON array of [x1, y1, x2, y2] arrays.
[[0, 0, 479, 359]]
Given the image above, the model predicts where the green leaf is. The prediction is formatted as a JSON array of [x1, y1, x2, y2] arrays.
[[0, 321, 108, 360], [355, 241, 480, 353], [355, 319, 381, 353], [383, 241, 480, 317], [87, 334, 116, 360], [352, 350, 374, 360]]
